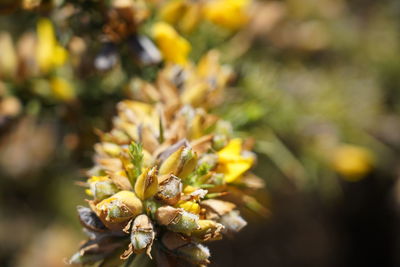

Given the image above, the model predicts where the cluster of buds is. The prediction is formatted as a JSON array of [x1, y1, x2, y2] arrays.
[[70, 52, 264, 266]]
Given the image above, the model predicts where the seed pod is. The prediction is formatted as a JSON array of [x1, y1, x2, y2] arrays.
[[155, 174, 182, 205], [130, 214, 155, 256], [135, 166, 159, 200], [95, 191, 143, 230], [155, 206, 199, 234]]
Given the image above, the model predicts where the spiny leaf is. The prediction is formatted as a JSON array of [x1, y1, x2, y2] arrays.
[[128, 142, 144, 187]]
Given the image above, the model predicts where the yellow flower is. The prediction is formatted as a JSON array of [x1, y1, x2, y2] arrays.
[[203, 0, 250, 30], [331, 144, 374, 181], [50, 77, 76, 101], [217, 138, 254, 183], [36, 18, 68, 73], [160, 0, 186, 24], [152, 22, 191, 65], [160, 0, 202, 33]]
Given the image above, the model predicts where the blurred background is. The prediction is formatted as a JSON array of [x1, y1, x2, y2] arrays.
[[0, 0, 400, 266]]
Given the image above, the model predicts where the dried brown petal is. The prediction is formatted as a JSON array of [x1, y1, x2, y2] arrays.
[[155, 206, 180, 226], [200, 199, 236, 216], [130, 214, 155, 257], [161, 232, 189, 251], [107, 170, 132, 190], [93, 191, 143, 231], [140, 125, 160, 153], [155, 174, 182, 205], [220, 210, 247, 233], [155, 206, 200, 234]]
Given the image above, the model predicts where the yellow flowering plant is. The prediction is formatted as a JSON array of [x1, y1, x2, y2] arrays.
[[159, 0, 252, 32], [69, 55, 265, 265]]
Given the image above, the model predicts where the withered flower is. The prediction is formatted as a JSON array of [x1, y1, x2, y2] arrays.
[[156, 174, 183, 205]]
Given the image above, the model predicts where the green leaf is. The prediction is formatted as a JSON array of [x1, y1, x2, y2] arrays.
[[128, 142, 144, 187]]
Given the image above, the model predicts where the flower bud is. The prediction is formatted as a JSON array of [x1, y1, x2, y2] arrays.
[[159, 146, 185, 175], [197, 153, 218, 169], [130, 214, 155, 256], [95, 191, 143, 230], [159, 146, 198, 179], [178, 147, 198, 179], [155, 174, 182, 205], [155, 206, 199, 234], [212, 134, 228, 151], [134, 166, 159, 200]]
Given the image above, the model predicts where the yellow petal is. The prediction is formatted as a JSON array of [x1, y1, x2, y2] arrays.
[[183, 185, 198, 194], [134, 167, 159, 200], [53, 45, 68, 67], [179, 201, 200, 214], [152, 22, 191, 65], [219, 158, 253, 183], [50, 77, 76, 101], [160, 0, 186, 24], [179, 3, 202, 33], [331, 144, 374, 181], [217, 138, 254, 182], [159, 146, 185, 175], [217, 138, 242, 161], [203, 0, 250, 30], [87, 176, 109, 183], [36, 18, 56, 72]]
